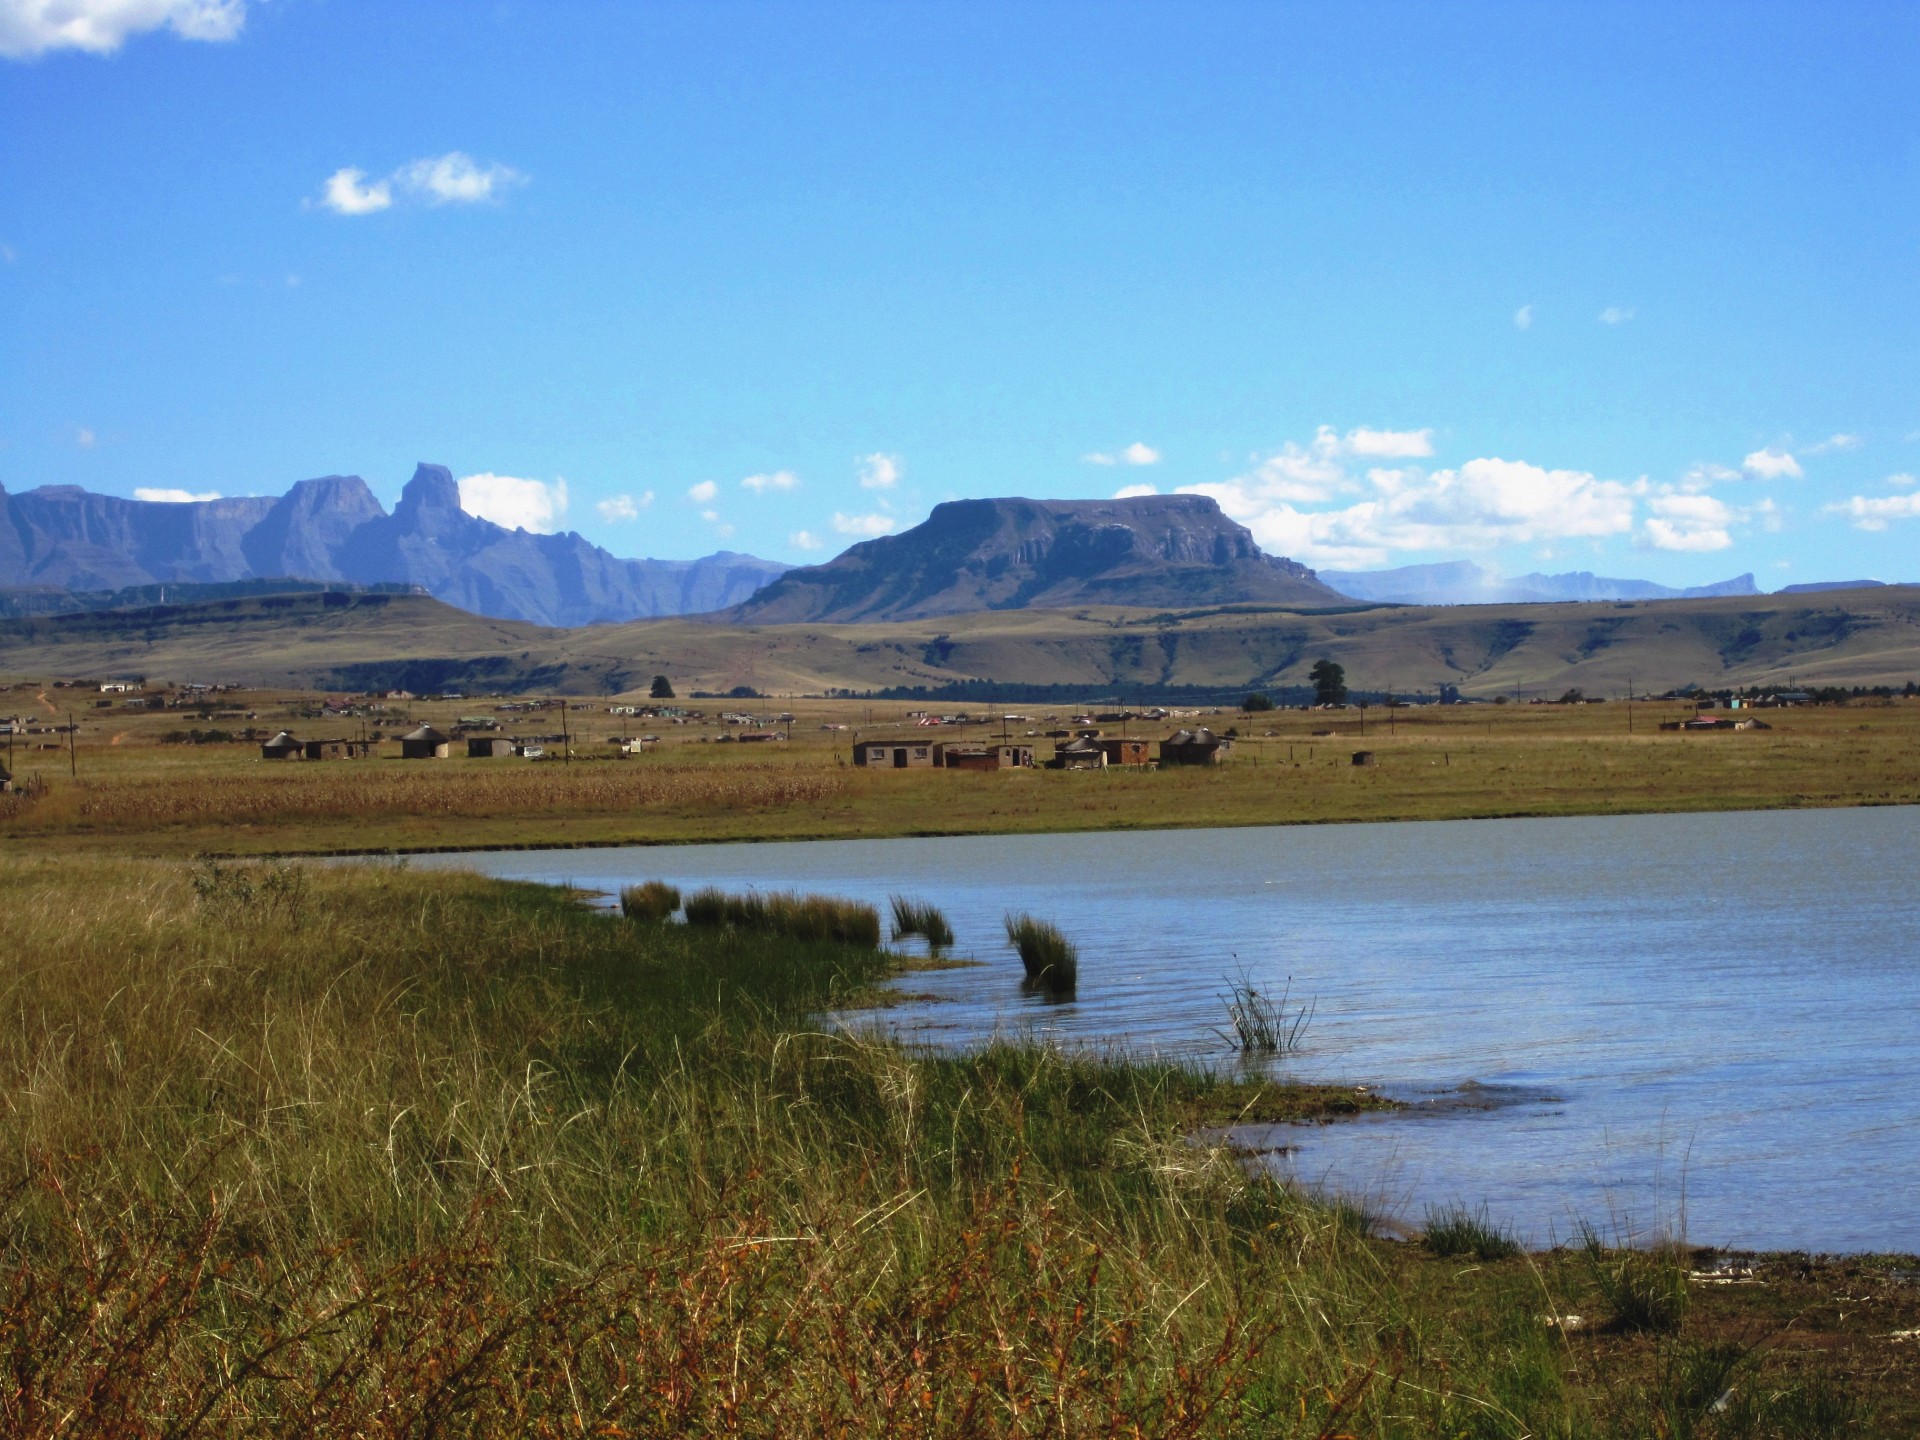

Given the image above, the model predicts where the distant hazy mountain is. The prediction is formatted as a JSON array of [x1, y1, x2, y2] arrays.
[[1320, 560, 1761, 606], [730, 494, 1344, 623], [0, 465, 788, 627], [1777, 579, 1888, 594]]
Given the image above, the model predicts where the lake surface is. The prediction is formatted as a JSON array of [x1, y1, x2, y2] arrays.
[[412, 806, 1920, 1253]]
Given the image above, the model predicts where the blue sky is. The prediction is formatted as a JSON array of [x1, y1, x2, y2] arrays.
[[2, 0, 1915, 586]]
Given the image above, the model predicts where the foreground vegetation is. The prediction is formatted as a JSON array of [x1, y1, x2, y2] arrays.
[[1, 858, 1912, 1435], [4, 691, 1920, 856]]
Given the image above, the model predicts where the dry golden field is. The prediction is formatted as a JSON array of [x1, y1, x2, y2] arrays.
[[5, 681, 1916, 856]]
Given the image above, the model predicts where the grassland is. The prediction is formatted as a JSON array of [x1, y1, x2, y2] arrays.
[[3, 856, 1912, 1436], [5, 682, 1918, 856]]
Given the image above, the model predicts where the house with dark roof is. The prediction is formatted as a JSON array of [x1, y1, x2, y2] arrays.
[[1158, 727, 1231, 765]]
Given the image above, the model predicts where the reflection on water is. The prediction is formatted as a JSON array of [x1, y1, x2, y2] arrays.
[[412, 805, 1920, 1253]]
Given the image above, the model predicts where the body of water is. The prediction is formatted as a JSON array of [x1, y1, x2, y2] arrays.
[[412, 806, 1920, 1253]]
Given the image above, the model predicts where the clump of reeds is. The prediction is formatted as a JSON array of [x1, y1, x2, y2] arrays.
[[1422, 1203, 1522, 1260], [888, 895, 954, 954], [682, 887, 881, 948], [619, 879, 680, 921], [189, 857, 310, 923], [1579, 1225, 1690, 1334], [1217, 973, 1312, 1056], [1004, 912, 1077, 995]]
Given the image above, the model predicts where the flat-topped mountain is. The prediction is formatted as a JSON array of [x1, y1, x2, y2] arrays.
[[729, 494, 1343, 623], [0, 466, 788, 627]]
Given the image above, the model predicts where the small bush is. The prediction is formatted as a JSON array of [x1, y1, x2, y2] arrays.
[[1004, 912, 1077, 995], [889, 895, 954, 953], [1580, 1227, 1689, 1334], [619, 879, 680, 921], [1422, 1203, 1522, 1260], [679, 887, 880, 948], [189, 858, 310, 924]]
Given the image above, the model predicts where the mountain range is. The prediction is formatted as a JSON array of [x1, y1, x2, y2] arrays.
[[1318, 560, 1762, 606], [0, 465, 789, 627], [730, 494, 1342, 622]]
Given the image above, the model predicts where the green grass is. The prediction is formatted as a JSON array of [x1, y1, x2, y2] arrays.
[[1005, 910, 1078, 995], [0, 858, 1900, 1435], [889, 893, 955, 953], [683, 884, 882, 946], [1422, 1202, 1523, 1260], [618, 877, 681, 920]]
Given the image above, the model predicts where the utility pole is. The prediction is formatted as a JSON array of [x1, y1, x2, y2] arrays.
[[67, 713, 76, 778], [561, 698, 570, 766]]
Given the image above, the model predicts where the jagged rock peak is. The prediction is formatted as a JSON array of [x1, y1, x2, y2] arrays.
[[398, 463, 462, 512]]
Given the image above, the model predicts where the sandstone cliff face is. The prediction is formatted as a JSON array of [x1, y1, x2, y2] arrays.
[[0, 467, 788, 627], [730, 494, 1342, 623]]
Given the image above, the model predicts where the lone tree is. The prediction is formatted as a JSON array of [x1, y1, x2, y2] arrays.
[[1309, 658, 1347, 707], [649, 674, 675, 699], [1242, 692, 1275, 712]]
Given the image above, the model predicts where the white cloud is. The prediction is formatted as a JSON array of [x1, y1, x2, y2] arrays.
[[857, 452, 902, 489], [698, 509, 734, 538], [1179, 447, 1636, 568], [75, 426, 96, 449], [1113, 484, 1158, 499], [1599, 306, 1636, 326], [1888, 472, 1917, 489], [457, 472, 568, 533], [1643, 493, 1734, 551], [789, 530, 823, 550], [319, 167, 392, 216], [740, 469, 799, 494], [832, 512, 895, 538], [1513, 304, 1534, 330], [1, 243, 16, 263], [595, 491, 652, 522], [1806, 433, 1862, 455], [0, 0, 246, 57], [1679, 461, 1742, 490], [1826, 492, 1920, 531], [134, 487, 220, 503], [315, 152, 523, 215], [396, 152, 524, 206], [686, 480, 718, 503], [1341, 426, 1434, 459], [1741, 448, 1802, 480], [1084, 441, 1162, 467]]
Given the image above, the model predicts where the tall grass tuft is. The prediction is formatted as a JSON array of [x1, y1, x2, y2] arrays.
[[888, 895, 954, 954], [1579, 1225, 1690, 1334], [1217, 973, 1312, 1056], [1004, 912, 1077, 995], [1422, 1203, 1522, 1260], [620, 879, 681, 921], [682, 886, 881, 948]]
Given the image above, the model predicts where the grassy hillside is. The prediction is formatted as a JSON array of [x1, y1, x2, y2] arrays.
[[2, 585, 1916, 698]]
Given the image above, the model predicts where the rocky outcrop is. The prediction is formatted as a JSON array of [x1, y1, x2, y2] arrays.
[[729, 494, 1343, 623], [0, 467, 788, 627]]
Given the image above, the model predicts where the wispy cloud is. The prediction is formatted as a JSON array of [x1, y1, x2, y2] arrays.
[[316, 152, 525, 215], [75, 426, 96, 449], [686, 480, 718, 503], [1513, 304, 1534, 330], [1113, 484, 1157, 499], [857, 453, 902, 489], [740, 469, 799, 494], [1083, 441, 1161, 467], [134, 487, 221, 503], [1741, 448, 1802, 480], [832, 512, 894, 538], [1826, 492, 1920, 531], [788, 530, 824, 550], [1805, 433, 1862, 455], [1599, 306, 1636, 326], [1, 0, 247, 59], [595, 491, 652, 522], [458, 472, 568, 533]]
